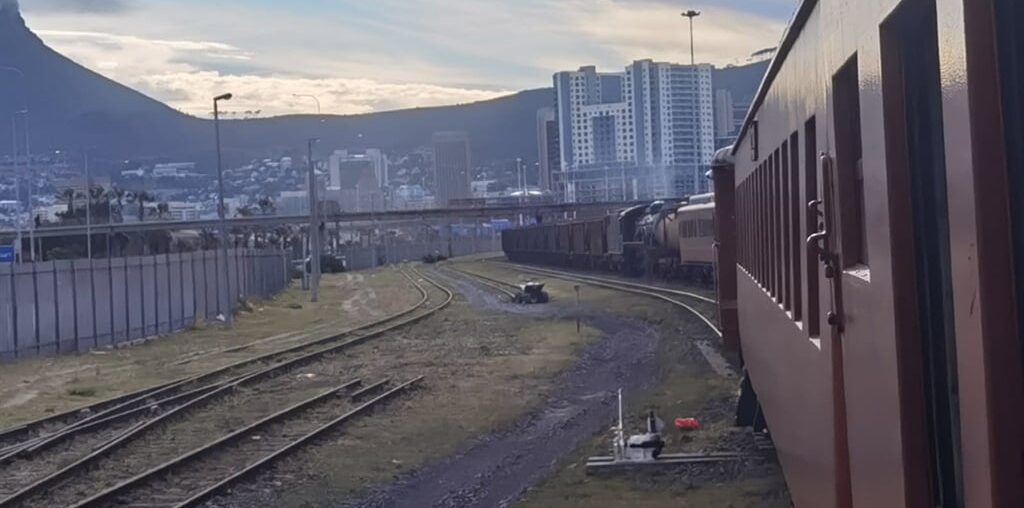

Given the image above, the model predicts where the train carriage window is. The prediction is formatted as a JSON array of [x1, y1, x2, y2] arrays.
[[770, 146, 778, 301], [805, 117, 820, 337], [782, 142, 792, 312], [763, 162, 769, 287], [832, 55, 869, 268], [790, 131, 803, 322]]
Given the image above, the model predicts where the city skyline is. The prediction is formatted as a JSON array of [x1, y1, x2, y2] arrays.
[[13, 0, 794, 117]]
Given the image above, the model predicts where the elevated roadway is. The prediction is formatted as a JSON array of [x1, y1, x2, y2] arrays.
[[0, 199, 653, 241]]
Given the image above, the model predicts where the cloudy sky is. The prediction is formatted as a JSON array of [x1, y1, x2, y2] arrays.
[[18, 0, 795, 117]]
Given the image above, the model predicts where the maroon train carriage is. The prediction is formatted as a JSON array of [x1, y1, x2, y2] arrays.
[[712, 0, 1024, 506]]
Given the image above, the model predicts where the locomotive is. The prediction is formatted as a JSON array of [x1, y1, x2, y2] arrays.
[[501, 194, 716, 284]]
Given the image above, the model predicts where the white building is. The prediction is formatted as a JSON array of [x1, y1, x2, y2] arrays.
[[276, 191, 309, 217], [165, 201, 202, 221], [152, 162, 197, 178], [554, 59, 714, 202], [328, 149, 388, 190]]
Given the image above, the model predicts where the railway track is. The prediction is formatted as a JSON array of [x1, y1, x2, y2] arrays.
[[495, 262, 722, 336], [459, 261, 736, 378], [73, 376, 424, 508], [0, 265, 455, 507], [440, 264, 519, 301], [0, 267, 431, 459]]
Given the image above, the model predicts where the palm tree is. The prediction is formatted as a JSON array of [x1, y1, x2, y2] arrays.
[[129, 191, 154, 222], [257, 196, 275, 215], [108, 187, 126, 223], [58, 188, 76, 215]]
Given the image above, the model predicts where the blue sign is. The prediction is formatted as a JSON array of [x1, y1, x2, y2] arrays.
[[0, 246, 13, 264]]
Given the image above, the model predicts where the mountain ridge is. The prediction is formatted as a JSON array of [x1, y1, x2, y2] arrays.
[[1, 3, 766, 174]]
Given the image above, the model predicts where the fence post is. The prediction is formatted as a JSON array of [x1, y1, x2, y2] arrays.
[[214, 248, 222, 319], [124, 257, 130, 339], [9, 263, 18, 357], [90, 258, 98, 347], [70, 260, 79, 353], [108, 253, 115, 344], [53, 262, 61, 354], [149, 256, 156, 335], [178, 253, 185, 330], [32, 261, 40, 354], [190, 252, 197, 323], [139, 256, 146, 337], [166, 252, 173, 331], [204, 248, 212, 317]]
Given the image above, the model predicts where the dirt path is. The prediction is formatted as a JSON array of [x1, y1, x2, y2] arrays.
[[346, 311, 659, 508]]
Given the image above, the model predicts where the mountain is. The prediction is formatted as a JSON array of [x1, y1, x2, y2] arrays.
[[0, 3, 551, 171]]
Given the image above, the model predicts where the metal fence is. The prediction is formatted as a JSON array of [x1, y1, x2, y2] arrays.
[[338, 235, 502, 272], [0, 249, 289, 361]]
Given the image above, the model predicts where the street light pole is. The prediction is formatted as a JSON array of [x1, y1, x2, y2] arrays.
[[214, 92, 234, 328], [84, 148, 93, 260], [681, 10, 701, 66], [3, 67, 28, 262], [10, 115, 20, 263], [308, 137, 321, 302]]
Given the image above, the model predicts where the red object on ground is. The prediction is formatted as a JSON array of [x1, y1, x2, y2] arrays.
[[674, 418, 700, 430]]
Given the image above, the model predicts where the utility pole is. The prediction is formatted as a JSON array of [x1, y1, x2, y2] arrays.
[[14, 110, 33, 261], [11, 116, 20, 263], [3, 67, 27, 262], [84, 149, 92, 260], [308, 138, 321, 302], [682, 10, 701, 66], [213, 92, 234, 328]]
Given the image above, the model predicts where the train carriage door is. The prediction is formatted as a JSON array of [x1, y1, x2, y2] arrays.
[[881, 0, 962, 505]]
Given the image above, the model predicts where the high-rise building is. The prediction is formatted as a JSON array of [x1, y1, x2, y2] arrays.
[[536, 107, 560, 195], [553, 59, 714, 202], [326, 149, 386, 212], [432, 131, 471, 207], [328, 149, 388, 190]]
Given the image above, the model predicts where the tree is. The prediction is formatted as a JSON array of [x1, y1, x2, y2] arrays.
[[257, 196, 275, 215], [108, 187, 126, 223], [128, 191, 154, 222], [58, 188, 76, 215]]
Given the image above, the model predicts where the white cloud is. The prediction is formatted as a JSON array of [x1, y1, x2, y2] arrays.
[[22, 0, 789, 115], [133, 72, 511, 117]]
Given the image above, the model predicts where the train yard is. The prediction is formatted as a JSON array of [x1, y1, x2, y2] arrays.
[[0, 258, 788, 507]]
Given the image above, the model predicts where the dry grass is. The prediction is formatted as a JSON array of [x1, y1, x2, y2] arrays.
[[241, 292, 604, 506]]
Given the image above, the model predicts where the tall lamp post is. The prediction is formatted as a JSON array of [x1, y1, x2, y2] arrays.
[[293, 94, 323, 302], [3, 67, 29, 262], [213, 92, 234, 328], [681, 10, 701, 66], [307, 137, 321, 302]]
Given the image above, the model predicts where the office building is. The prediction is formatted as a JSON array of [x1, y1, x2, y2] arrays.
[[433, 131, 471, 207], [553, 59, 714, 202], [536, 107, 560, 195]]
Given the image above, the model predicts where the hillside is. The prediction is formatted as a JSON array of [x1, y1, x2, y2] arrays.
[[0, 3, 550, 171]]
